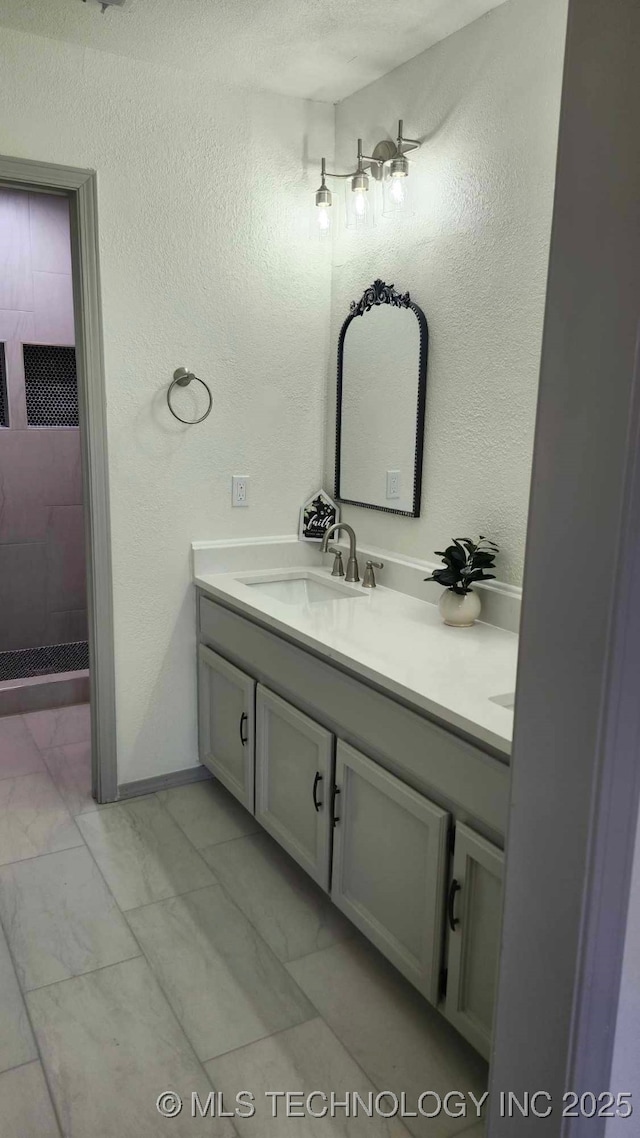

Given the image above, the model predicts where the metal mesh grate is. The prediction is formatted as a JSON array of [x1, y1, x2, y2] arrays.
[[23, 344, 78, 427], [0, 641, 89, 681], [0, 343, 7, 427]]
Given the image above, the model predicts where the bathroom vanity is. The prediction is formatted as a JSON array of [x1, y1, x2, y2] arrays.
[[193, 542, 517, 1061]]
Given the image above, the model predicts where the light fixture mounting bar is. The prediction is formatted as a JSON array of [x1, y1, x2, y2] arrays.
[[82, 0, 127, 11]]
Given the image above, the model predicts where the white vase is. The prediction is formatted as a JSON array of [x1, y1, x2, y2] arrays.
[[438, 589, 481, 627]]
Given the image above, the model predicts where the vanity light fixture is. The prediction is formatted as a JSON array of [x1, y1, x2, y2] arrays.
[[315, 159, 333, 238], [315, 120, 421, 235], [379, 120, 421, 217], [314, 141, 376, 235]]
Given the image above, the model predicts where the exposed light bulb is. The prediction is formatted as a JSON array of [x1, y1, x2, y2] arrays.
[[317, 203, 331, 236], [390, 175, 406, 206], [383, 164, 412, 218], [354, 189, 367, 217]]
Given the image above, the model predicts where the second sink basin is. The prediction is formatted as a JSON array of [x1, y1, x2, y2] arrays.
[[242, 571, 364, 607]]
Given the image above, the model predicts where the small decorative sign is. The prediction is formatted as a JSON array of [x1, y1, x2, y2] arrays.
[[299, 489, 339, 543]]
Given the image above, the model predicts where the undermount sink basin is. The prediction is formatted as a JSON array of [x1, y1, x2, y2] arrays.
[[490, 692, 515, 710], [243, 572, 364, 607]]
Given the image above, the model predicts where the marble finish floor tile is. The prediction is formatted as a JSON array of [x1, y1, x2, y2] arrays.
[[0, 772, 83, 866], [202, 830, 353, 962], [127, 884, 315, 1062], [157, 779, 259, 850], [0, 715, 46, 780], [287, 939, 488, 1138], [23, 703, 91, 751], [0, 846, 140, 990], [76, 796, 215, 910], [27, 957, 233, 1138], [42, 741, 99, 816], [0, 1061, 60, 1138], [0, 922, 37, 1073], [206, 1016, 412, 1137]]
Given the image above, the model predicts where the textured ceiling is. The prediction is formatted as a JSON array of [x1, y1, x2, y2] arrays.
[[0, 0, 509, 102]]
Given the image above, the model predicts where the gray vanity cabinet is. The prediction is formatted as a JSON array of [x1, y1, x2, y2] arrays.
[[331, 741, 450, 1005], [255, 685, 334, 890], [444, 822, 504, 1060], [198, 644, 255, 812], [197, 593, 510, 1057]]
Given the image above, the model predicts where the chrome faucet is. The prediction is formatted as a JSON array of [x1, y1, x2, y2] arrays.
[[321, 523, 359, 583]]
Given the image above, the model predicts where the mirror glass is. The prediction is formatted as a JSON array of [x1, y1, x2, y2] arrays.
[[335, 281, 428, 516]]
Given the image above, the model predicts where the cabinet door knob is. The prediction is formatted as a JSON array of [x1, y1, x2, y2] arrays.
[[239, 712, 248, 746], [312, 771, 323, 811], [447, 879, 461, 932]]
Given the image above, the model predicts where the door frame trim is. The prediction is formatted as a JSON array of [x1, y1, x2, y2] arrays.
[[489, 0, 640, 1130], [0, 155, 117, 803]]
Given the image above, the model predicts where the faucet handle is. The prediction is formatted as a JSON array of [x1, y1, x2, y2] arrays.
[[362, 560, 384, 589], [326, 545, 345, 578]]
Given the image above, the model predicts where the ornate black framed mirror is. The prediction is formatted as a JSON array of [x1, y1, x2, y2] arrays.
[[335, 279, 428, 517]]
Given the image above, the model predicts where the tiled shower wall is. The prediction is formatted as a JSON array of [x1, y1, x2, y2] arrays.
[[0, 188, 86, 652]]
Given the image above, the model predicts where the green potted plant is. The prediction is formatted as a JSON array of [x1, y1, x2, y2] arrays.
[[425, 536, 499, 626]]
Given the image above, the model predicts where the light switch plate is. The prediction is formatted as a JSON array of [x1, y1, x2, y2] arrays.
[[232, 476, 249, 507]]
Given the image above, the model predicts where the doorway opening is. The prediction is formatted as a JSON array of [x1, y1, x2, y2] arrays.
[[0, 188, 90, 717], [0, 157, 116, 805]]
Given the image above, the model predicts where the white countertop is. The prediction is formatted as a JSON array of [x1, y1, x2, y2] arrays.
[[193, 561, 518, 757]]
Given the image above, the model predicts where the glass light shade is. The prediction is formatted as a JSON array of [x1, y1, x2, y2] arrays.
[[345, 175, 375, 231], [316, 202, 332, 238], [382, 166, 413, 218]]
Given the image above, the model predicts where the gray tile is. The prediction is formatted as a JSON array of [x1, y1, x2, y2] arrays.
[[206, 1017, 412, 1137], [0, 429, 83, 547], [29, 191, 72, 276], [76, 796, 215, 910], [0, 922, 37, 1074], [23, 703, 91, 750], [0, 543, 47, 652], [0, 677, 89, 719], [127, 884, 314, 1062], [0, 190, 33, 310], [3, 340, 28, 429], [33, 271, 75, 344], [157, 779, 259, 850], [0, 1062, 60, 1138], [46, 609, 88, 645], [45, 505, 87, 614], [0, 715, 45, 780], [0, 772, 83, 866], [46, 428, 83, 507], [0, 846, 140, 990], [202, 830, 353, 962], [0, 429, 68, 545], [0, 308, 35, 343], [42, 740, 97, 815], [287, 939, 488, 1138], [27, 957, 233, 1138]]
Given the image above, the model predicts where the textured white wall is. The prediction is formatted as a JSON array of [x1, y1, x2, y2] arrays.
[[327, 0, 567, 585], [0, 26, 334, 782]]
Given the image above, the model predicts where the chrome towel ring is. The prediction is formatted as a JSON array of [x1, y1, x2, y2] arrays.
[[167, 367, 213, 424]]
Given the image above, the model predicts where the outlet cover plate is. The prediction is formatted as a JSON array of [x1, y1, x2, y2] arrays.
[[232, 476, 249, 507]]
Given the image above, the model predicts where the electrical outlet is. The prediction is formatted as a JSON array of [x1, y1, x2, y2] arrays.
[[386, 470, 401, 499], [232, 476, 249, 507]]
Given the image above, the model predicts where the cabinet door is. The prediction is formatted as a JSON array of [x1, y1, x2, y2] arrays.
[[444, 822, 504, 1059], [198, 644, 255, 812], [255, 686, 333, 890], [331, 741, 449, 1004]]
